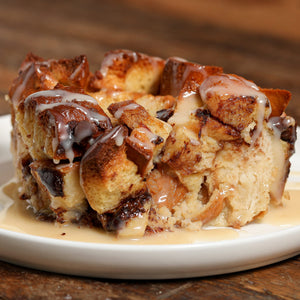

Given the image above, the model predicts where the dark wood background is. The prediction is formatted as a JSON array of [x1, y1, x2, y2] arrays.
[[0, 0, 299, 299]]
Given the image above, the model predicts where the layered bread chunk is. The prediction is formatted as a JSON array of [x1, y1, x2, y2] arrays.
[[9, 50, 296, 237]]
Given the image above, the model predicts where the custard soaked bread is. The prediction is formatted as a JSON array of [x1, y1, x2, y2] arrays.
[[9, 50, 296, 237]]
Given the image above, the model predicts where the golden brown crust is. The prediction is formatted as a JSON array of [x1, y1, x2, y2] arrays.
[[99, 49, 165, 94], [80, 126, 145, 215], [108, 100, 171, 138], [108, 100, 172, 176], [160, 57, 223, 98], [17, 87, 112, 161], [125, 127, 156, 177], [9, 54, 91, 108], [261, 88, 291, 118], [196, 109, 241, 141], [199, 74, 271, 131]]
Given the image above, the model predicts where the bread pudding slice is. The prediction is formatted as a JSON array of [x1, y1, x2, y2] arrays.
[[9, 50, 296, 237]]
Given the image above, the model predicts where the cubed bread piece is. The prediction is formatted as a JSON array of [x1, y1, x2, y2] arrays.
[[260, 88, 291, 118], [161, 124, 221, 175], [160, 57, 222, 98], [99, 190, 152, 238], [99, 49, 165, 94], [195, 109, 241, 141], [89, 90, 143, 117], [108, 100, 172, 141], [205, 129, 276, 227], [80, 126, 145, 215], [135, 94, 176, 118], [125, 127, 160, 177], [117, 200, 151, 238], [30, 161, 87, 223], [199, 74, 271, 133], [109, 100, 172, 175], [90, 91, 176, 124], [16, 88, 112, 162], [9, 53, 90, 109]]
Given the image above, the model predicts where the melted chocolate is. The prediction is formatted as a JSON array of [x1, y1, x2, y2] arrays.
[[125, 142, 151, 176], [156, 108, 174, 122], [153, 135, 164, 145], [25, 88, 112, 161], [195, 109, 211, 138], [269, 116, 297, 144], [36, 167, 64, 197], [99, 190, 151, 232], [21, 155, 34, 179], [195, 108, 210, 122]]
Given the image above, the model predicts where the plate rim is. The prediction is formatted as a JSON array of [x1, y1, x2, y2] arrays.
[[0, 114, 299, 279], [1, 221, 300, 250]]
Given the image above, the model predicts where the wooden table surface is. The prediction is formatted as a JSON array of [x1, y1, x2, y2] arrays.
[[0, 0, 299, 299]]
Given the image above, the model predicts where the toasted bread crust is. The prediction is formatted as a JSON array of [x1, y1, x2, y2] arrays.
[[100, 49, 165, 94]]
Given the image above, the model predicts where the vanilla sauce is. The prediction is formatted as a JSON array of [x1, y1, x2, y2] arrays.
[[0, 178, 299, 245]]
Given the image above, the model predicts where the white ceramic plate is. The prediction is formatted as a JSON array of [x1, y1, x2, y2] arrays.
[[0, 114, 299, 279]]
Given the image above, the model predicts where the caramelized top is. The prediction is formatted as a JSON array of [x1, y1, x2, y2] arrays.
[[9, 53, 90, 109]]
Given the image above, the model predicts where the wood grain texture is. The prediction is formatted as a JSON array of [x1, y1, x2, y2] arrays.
[[0, 0, 299, 299], [123, 0, 300, 41], [0, 256, 299, 300], [0, 0, 299, 119]]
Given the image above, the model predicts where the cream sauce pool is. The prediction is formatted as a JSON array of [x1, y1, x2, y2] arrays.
[[0, 179, 299, 245]]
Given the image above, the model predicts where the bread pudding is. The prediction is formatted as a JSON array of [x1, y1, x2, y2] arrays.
[[8, 50, 296, 238]]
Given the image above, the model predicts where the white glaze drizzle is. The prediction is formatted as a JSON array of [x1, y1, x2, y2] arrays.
[[199, 74, 269, 143], [129, 136, 153, 151], [26, 89, 98, 106], [167, 57, 206, 99], [135, 127, 159, 143], [12, 59, 58, 107], [113, 102, 140, 119], [199, 74, 267, 106], [168, 95, 200, 126], [180, 65, 206, 99], [269, 116, 296, 130], [25, 89, 109, 163], [127, 136, 153, 152], [100, 50, 161, 79], [267, 116, 295, 202], [69, 60, 86, 81], [98, 126, 126, 147], [100, 51, 138, 77], [126, 127, 161, 155], [11, 64, 35, 107]]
